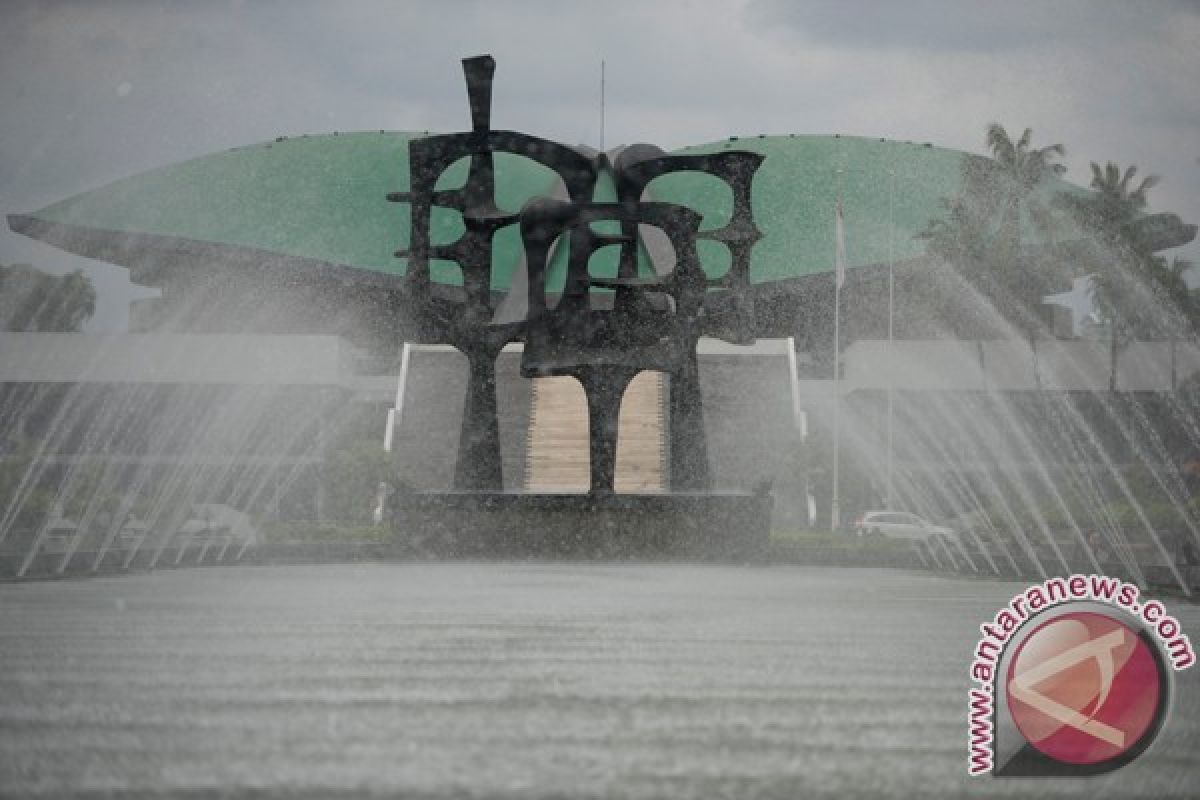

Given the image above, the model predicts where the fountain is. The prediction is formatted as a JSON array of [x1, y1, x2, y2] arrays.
[[0, 54, 1196, 588], [823, 285, 1200, 594], [0, 333, 354, 577]]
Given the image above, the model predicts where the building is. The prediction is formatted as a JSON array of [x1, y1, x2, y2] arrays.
[[5, 131, 1198, 570]]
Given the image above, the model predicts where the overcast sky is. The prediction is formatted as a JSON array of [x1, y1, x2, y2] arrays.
[[1, 0, 1197, 330]]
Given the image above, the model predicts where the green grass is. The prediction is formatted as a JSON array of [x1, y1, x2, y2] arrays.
[[771, 529, 914, 551], [261, 521, 392, 544]]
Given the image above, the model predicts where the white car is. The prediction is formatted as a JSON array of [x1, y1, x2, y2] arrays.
[[852, 511, 954, 540]]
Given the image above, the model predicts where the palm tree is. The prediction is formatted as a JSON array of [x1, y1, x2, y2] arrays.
[[1059, 162, 1192, 390], [985, 123, 1068, 251], [918, 124, 1070, 340], [1075, 162, 1160, 233]]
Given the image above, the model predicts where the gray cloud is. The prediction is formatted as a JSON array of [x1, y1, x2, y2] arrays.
[[1, 0, 1197, 329], [742, 0, 1192, 53]]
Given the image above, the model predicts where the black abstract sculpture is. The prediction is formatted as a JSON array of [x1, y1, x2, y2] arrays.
[[391, 55, 764, 494]]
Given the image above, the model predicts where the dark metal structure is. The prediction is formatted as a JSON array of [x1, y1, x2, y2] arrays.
[[392, 55, 764, 495]]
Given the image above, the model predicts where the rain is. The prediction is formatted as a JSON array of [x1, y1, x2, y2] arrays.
[[2, 2, 1200, 797]]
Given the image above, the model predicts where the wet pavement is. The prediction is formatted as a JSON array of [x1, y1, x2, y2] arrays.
[[1, 563, 1198, 798]]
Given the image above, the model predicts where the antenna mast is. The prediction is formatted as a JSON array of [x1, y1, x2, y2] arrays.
[[600, 59, 606, 151]]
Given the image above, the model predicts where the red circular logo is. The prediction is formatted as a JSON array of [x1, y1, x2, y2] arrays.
[[1006, 611, 1164, 765]]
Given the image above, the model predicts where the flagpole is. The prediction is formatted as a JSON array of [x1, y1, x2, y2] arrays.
[[886, 166, 895, 509], [832, 267, 840, 531], [831, 170, 844, 532], [600, 60, 606, 152]]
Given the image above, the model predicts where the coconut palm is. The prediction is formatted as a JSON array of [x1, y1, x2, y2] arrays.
[[1076, 162, 1160, 233], [918, 124, 1070, 340], [1059, 162, 1194, 389], [986, 124, 1067, 239]]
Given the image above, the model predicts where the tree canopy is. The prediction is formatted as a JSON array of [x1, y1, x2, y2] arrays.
[[0, 264, 96, 332], [917, 124, 1073, 339], [920, 124, 1195, 344], [1059, 161, 1196, 343]]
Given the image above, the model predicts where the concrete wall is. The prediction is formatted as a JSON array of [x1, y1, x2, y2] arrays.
[[697, 351, 805, 528], [390, 347, 531, 491], [843, 338, 1200, 392], [0, 333, 354, 386]]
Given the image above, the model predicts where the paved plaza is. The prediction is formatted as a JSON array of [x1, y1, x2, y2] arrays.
[[2, 564, 1198, 798]]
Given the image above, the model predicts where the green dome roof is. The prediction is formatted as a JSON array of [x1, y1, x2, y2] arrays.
[[9, 131, 1083, 290]]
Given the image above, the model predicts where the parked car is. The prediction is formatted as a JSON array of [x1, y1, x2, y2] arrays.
[[852, 511, 954, 540]]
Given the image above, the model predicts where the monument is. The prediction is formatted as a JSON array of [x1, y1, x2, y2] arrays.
[[390, 55, 772, 558]]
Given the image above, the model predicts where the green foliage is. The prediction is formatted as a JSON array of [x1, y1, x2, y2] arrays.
[[323, 439, 392, 524], [0, 442, 57, 536], [0, 264, 96, 332], [917, 124, 1073, 340], [1057, 161, 1196, 343], [260, 520, 391, 543], [771, 528, 910, 551], [53, 462, 117, 520], [973, 460, 1196, 545], [920, 124, 1195, 357], [0, 443, 28, 506], [0, 444, 125, 542]]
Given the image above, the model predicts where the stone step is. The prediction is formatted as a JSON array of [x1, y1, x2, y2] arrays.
[[524, 372, 666, 492]]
